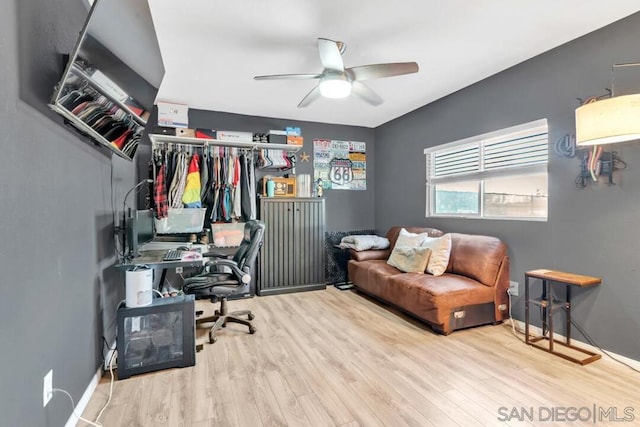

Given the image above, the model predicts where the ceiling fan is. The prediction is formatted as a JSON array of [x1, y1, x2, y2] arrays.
[[254, 38, 419, 108]]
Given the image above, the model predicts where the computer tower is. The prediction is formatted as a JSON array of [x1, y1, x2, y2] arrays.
[[116, 294, 195, 380]]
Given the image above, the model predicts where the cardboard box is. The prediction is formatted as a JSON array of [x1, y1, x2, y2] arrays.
[[217, 130, 253, 142], [262, 177, 296, 197], [195, 129, 216, 139], [152, 126, 176, 136], [176, 128, 196, 138], [268, 132, 287, 144], [287, 136, 303, 146]]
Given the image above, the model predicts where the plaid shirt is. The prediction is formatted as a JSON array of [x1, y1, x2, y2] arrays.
[[154, 163, 169, 219]]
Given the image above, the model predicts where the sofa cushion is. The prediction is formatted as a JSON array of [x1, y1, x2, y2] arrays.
[[389, 273, 495, 322], [350, 249, 390, 262], [421, 234, 452, 276], [387, 246, 432, 273], [385, 226, 444, 252], [349, 259, 404, 300], [395, 228, 430, 248], [446, 233, 507, 287]]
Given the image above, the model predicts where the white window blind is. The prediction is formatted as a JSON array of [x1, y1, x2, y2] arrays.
[[483, 131, 548, 171], [424, 119, 548, 220], [427, 121, 548, 180], [432, 145, 479, 177]]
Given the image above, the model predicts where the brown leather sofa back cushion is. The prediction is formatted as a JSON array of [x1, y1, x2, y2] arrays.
[[385, 226, 444, 252], [446, 233, 507, 287]]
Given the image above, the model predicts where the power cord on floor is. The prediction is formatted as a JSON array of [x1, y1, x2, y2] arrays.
[[507, 289, 526, 342], [52, 388, 102, 427], [510, 287, 639, 373], [53, 349, 117, 426], [95, 352, 116, 424], [563, 309, 640, 374]]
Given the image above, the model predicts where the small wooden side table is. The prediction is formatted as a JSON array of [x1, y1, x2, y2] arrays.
[[524, 269, 602, 365], [332, 245, 354, 290]]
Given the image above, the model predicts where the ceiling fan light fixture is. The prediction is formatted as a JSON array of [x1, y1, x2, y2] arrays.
[[319, 75, 351, 99]]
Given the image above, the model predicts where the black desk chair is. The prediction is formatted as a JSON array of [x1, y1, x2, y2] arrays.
[[183, 220, 265, 344]]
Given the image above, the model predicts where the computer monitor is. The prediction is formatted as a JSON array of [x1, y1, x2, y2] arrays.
[[126, 209, 155, 258]]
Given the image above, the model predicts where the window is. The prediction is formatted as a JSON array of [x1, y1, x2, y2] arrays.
[[424, 119, 548, 220]]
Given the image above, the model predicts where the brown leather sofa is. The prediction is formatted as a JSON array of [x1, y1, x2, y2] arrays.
[[348, 226, 510, 335]]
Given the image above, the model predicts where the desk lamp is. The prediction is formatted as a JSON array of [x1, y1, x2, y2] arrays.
[[121, 179, 153, 258]]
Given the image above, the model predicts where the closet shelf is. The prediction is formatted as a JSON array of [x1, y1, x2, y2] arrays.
[[48, 102, 134, 161], [69, 64, 148, 126], [149, 134, 302, 152]]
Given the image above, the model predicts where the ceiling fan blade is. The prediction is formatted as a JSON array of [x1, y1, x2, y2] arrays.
[[348, 62, 419, 81], [297, 85, 322, 108], [318, 38, 345, 72], [254, 73, 322, 80], [351, 81, 383, 106]]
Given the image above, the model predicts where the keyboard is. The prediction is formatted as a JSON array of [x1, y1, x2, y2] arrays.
[[163, 250, 183, 261]]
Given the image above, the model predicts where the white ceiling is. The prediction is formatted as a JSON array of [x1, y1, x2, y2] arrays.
[[148, 0, 640, 128]]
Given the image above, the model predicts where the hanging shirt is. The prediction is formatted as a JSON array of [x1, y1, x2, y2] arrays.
[[199, 151, 209, 201], [233, 154, 242, 218], [182, 153, 202, 208], [154, 163, 169, 219], [240, 154, 252, 221], [169, 152, 188, 209]]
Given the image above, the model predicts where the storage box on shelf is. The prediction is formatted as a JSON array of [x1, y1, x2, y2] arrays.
[[211, 223, 245, 247], [154, 208, 206, 234]]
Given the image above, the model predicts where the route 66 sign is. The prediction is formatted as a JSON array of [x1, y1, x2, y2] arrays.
[[329, 158, 354, 186]]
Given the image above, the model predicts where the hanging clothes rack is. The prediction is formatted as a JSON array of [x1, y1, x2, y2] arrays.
[[150, 138, 259, 228], [148, 134, 302, 152]]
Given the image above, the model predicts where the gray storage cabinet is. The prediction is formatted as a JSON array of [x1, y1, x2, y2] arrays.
[[259, 198, 326, 295]]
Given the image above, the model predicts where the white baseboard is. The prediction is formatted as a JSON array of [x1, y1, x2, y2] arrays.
[[511, 319, 640, 370], [64, 367, 102, 427]]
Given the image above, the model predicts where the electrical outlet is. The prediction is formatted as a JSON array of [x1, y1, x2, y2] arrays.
[[104, 348, 118, 371], [509, 280, 519, 297], [175, 267, 183, 274], [43, 369, 53, 407]]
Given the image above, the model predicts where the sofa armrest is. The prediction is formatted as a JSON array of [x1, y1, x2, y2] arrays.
[[349, 249, 391, 262]]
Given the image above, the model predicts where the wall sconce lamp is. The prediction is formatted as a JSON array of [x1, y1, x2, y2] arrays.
[[575, 62, 640, 146]]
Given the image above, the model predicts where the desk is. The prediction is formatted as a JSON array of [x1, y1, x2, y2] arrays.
[[524, 269, 602, 365], [116, 250, 206, 290], [117, 247, 238, 289]]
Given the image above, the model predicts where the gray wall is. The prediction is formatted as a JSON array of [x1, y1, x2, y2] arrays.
[[182, 109, 377, 231], [1, 0, 134, 425], [4, 1, 639, 424], [375, 12, 640, 361]]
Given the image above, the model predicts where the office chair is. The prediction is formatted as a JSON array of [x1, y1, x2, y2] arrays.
[[183, 220, 265, 344]]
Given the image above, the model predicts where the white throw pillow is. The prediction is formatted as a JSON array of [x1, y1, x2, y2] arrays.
[[395, 228, 430, 249], [387, 246, 432, 273], [421, 234, 452, 276]]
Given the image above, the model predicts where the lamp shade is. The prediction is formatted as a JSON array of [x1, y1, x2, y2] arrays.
[[575, 94, 640, 146]]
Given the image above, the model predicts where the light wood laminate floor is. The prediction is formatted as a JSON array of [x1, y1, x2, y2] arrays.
[[82, 287, 640, 426]]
